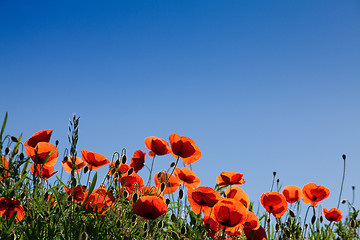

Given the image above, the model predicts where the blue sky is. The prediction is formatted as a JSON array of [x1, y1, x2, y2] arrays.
[[1, 0, 359, 214]]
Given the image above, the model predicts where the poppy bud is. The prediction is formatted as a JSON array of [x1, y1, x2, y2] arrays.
[[115, 160, 120, 168], [5, 147, 10, 155], [127, 167, 134, 176], [132, 193, 138, 203], [179, 189, 184, 200], [123, 190, 129, 198], [84, 166, 89, 173], [55, 140, 59, 147], [121, 155, 127, 164], [350, 219, 356, 228], [273, 171, 277, 177], [166, 198, 170, 205], [289, 210, 295, 218], [157, 220, 163, 229], [143, 222, 148, 232], [171, 213, 177, 223], [170, 162, 175, 168], [320, 215, 323, 223], [352, 186, 355, 190], [311, 215, 316, 225], [181, 225, 186, 235], [11, 136, 18, 142], [160, 182, 166, 192], [267, 218, 271, 224], [342, 199, 347, 204], [342, 154, 346, 160], [19, 152, 24, 160], [63, 156, 68, 162]]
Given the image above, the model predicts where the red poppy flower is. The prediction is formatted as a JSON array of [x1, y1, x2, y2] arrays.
[[144, 136, 171, 157], [47, 194, 56, 206], [244, 211, 260, 230], [140, 185, 162, 197], [302, 183, 330, 207], [154, 172, 181, 194], [0, 197, 25, 222], [93, 186, 116, 204], [216, 172, 246, 187], [63, 185, 88, 203], [225, 186, 249, 208], [27, 142, 58, 166], [30, 164, 57, 179], [169, 134, 202, 165], [243, 226, 267, 240], [129, 150, 145, 172], [84, 187, 114, 214], [120, 172, 144, 190], [174, 167, 201, 189], [260, 192, 288, 218], [204, 215, 222, 238], [132, 195, 168, 219], [323, 208, 343, 222], [0, 156, 9, 180], [213, 198, 247, 228], [282, 185, 302, 203], [109, 162, 130, 177], [24, 129, 53, 148], [187, 186, 222, 215], [81, 150, 110, 170], [62, 156, 86, 173]]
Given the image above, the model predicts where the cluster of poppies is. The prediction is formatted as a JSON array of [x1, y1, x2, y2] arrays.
[[262, 184, 342, 222], [0, 129, 344, 239]]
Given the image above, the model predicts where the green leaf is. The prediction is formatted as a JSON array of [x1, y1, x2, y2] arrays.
[[6, 211, 18, 234], [0, 112, 7, 141], [81, 172, 97, 207], [13, 170, 29, 189], [10, 133, 22, 160]]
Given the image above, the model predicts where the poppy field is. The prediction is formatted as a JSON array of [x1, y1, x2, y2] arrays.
[[0, 112, 359, 240]]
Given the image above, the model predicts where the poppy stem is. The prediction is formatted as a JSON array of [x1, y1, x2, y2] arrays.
[[337, 154, 346, 209], [303, 205, 311, 237], [163, 156, 180, 188], [270, 171, 276, 191], [147, 155, 156, 186], [86, 169, 92, 188]]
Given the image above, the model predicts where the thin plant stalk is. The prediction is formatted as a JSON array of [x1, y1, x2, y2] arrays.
[[337, 154, 346, 209]]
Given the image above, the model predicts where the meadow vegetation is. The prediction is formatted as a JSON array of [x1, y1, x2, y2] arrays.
[[0, 112, 359, 239]]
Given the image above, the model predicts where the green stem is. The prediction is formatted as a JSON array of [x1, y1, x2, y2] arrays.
[[337, 154, 346, 209], [147, 155, 156, 186]]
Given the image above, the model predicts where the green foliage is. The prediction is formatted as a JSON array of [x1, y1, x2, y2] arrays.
[[0, 112, 359, 239]]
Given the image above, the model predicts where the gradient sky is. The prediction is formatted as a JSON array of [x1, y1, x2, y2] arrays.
[[1, 0, 359, 214]]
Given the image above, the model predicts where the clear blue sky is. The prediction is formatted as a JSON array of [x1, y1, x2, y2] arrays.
[[1, 0, 359, 214]]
